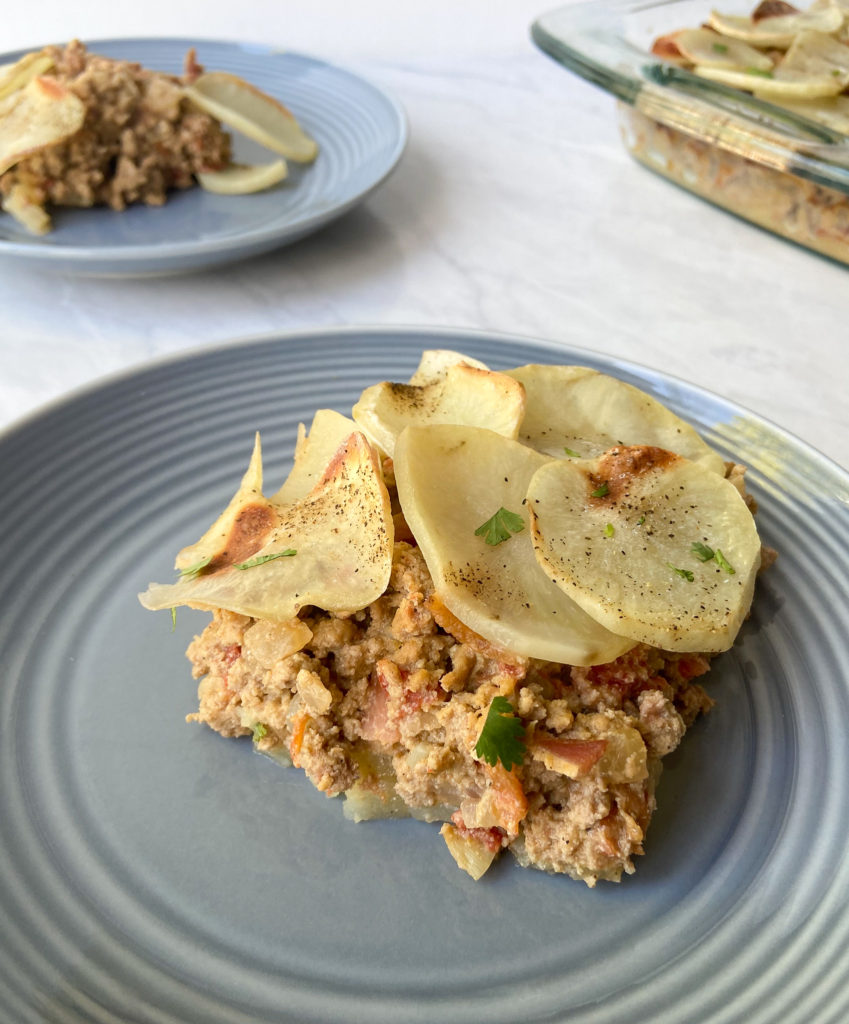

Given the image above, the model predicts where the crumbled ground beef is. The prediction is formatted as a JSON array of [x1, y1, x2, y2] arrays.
[[186, 539, 717, 886]]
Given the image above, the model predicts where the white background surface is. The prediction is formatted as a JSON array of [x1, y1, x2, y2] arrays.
[[2, 0, 847, 470]]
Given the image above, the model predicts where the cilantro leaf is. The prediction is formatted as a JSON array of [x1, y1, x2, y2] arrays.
[[177, 555, 213, 581], [714, 549, 736, 574], [691, 541, 715, 562], [604, 523, 615, 538], [667, 563, 694, 582], [691, 541, 735, 574], [474, 508, 525, 546], [234, 550, 297, 570], [563, 446, 581, 458], [474, 695, 526, 771], [591, 482, 609, 498]]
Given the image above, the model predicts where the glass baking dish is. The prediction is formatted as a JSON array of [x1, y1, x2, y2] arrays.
[[532, 0, 849, 264]]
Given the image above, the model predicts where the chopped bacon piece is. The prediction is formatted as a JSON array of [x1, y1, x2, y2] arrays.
[[532, 733, 608, 775]]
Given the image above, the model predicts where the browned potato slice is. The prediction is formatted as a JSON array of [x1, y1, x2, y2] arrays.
[[708, 1, 844, 47], [506, 364, 726, 474], [527, 446, 761, 652], [185, 71, 318, 162], [408, 349, 490, 385], [0, 51, 54, 101], [393, 424, 635, 666], [352, 365, 526, 457], [271, 409, 359, 505], [0, 75, 85, 175], [139, 431, 393, 621]]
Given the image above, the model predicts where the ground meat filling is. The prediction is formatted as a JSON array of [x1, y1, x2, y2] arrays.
[[0, 40, 230, 231], [186, 539, 717, 886]]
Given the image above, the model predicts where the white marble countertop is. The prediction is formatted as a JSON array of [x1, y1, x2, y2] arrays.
[[2, 0, 848, 471]]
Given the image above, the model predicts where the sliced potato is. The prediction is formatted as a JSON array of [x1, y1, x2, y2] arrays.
[[352, 364, 526, 457], [0, 75, 85, 175], [708, 1, 844, 47], [393, 424, 635, 666], [780, 27, 849, 70], [0, 50, 54, 101], [139, 430, 393, 621], [506, 364, 726, 474], [408, 348, 490, 386], [769, 91, 849, 130], [527, 446, 761, 652], [675, 27, 774, 69], [696, 63, 849, 97], [271, 409, 359, 505], [197, 159, 288, 194], [185, 71, 318, 162]]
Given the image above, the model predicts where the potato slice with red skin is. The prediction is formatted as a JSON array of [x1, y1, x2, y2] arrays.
[[506, 364, 726, 474], [527, 445, 761, 652], [353, 364, 526, 458], [139, 430, 393, 621], [393, 423, 635, 666]]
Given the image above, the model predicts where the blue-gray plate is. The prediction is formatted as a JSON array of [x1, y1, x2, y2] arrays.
[[1, 327, 848, 1023], [0, 39, 406, 276]]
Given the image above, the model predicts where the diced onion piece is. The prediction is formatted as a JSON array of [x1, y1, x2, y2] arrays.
[[440, 823, 499, 881], [197, 159, 288, 194], [242, 618, 312, 667], [185, 71, 318, 162]]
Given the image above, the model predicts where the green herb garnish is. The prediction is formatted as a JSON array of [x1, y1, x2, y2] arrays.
[[746, 67, 774, 78], [474, 508, 525, 546], [177, 555, 213, 581], [234, 550, 297, 570], [668, 563, 695, 582], [252, 722, 268, 742], [714, 549, 736, 574], [474, 696, 526, 771], [591, 482, 609, 498], [604, 523, 615, 538], [637, 515, 646, 526], [563, 446, 581, 458], [712, 42, 729, 53], [691, 541, 735, 574], [691, 541, 715, 562]]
